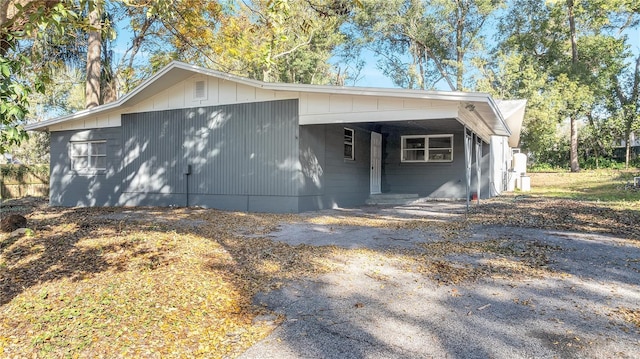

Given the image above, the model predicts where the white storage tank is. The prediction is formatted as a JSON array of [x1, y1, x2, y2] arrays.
[[512, 153, 527, 176], [512, 153, 530, 191]]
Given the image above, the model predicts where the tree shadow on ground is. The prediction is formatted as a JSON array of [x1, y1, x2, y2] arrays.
[[0, 206, 187, 306], [238, 221, 640, 359], [2, 200, 639, 358]]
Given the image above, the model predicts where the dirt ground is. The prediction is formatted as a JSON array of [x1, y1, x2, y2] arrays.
[[240, 202, 640, 359], [1, 196, 639, 358]]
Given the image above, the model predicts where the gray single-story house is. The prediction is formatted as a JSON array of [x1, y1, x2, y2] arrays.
[[26, 61, 526, 213]]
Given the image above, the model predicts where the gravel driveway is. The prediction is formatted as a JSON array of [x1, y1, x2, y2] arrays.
[[239, 203, 640, 359]]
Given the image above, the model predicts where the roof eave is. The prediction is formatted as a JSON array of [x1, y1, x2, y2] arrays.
[[26, 61, 190, 131], [25, 101, 122, 131], [25, 61, 515, 138], [486, 97, 511, 137]]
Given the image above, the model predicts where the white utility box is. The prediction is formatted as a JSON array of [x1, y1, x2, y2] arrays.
[[517, 176, 531, 191]]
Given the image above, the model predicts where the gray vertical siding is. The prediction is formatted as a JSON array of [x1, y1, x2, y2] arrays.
[[50, 99, 299, 211], [49, 100, 494, 211], [297, 124, 372, 211], [121, 99, 299, 211], [49, 128, 123, 206], [382, 121, 468, 199], [298, 120, 493, 210], [120, 109, 188, 206], [242, 100, 299, 196], [323, 125, 371, 207], [298, 125, 326, 211]]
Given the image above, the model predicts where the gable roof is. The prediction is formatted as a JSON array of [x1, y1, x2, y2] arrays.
[[26, 61, 520, 141]]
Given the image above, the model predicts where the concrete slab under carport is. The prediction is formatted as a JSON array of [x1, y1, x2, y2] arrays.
[[261, 201, 467, 251]]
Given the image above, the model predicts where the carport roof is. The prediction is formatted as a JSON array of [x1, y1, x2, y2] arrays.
[[26, 61, 521, 141]]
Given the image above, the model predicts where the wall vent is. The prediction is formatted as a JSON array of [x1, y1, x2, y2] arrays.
[[194, 80, 207, 100]]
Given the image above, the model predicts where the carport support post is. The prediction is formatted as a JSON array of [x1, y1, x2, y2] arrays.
[[464, 128, 472, 214], [475, 134, 481, 205]]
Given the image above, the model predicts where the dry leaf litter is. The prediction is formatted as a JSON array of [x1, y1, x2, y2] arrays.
[[1, 194, 638, 357]]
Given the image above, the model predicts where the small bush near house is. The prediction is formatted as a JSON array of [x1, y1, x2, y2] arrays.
[[528, 163, 568, 173], [579, 157, 628, 170]]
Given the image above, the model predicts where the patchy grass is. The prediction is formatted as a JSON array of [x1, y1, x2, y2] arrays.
[[528, 170, 640, 207], [1, 169, 639, 357], [472, 171, 640, 241]]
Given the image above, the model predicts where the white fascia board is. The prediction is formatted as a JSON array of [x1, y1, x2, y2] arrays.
[[26, 61, 192, 131], [456, 109, 495, 143], [26, 60, 509, 135], [171, 62, 503, 111], [172, 61, 495, 102], [25, 102, 121, 131], [30, 65, 188, 130], [495, 99, 527, 118], [277, 83, 494, 103], [484, 97, 511, 136], [495, 99, 527, 147]]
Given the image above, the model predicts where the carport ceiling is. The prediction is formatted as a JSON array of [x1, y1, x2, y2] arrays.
[[355, 119, 463, 133]]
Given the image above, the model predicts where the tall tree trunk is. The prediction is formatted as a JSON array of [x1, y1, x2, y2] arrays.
[[100, 67, 116, 104], [568, 0, 580, 172], [418, 48, 425, 90], [100, 22, 117, 105], [625, 140, 630, 169], [455, 0, 464, 91], [570, 114, 579, 170], [625, 125, 632, 169], [420, 45, 455, 90], [629, 54, 640, 169], [85, 0, 102, 109]]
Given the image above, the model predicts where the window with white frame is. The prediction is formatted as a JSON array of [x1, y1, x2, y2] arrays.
[[344, 128, 354, 160], [401, 135, 453, 162], [70, 141, 107, 171]]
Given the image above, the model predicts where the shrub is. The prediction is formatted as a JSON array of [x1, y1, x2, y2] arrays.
[[579, 157, 626, 170]]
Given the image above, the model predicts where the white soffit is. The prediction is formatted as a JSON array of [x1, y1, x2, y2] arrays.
[[26, 61, 514, 138], [495, 99, 527, 147]]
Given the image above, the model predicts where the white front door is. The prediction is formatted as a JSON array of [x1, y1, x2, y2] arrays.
[[370, 131, 382, 194]]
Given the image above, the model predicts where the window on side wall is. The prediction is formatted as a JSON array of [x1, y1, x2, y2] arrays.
[[344, 127, 354, 160], [70, 141, 107, 172], [401, 135, 453, 162]]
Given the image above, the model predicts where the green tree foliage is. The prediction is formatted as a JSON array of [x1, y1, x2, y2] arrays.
[[478, 0, 639, 169], [2, 0, 123, 158], [609, 53, 640, 168], [350, 0, 503, 90], [116, 0, 349, 86], [0, 0, 79, 154], [2, 0, 638, 173]]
